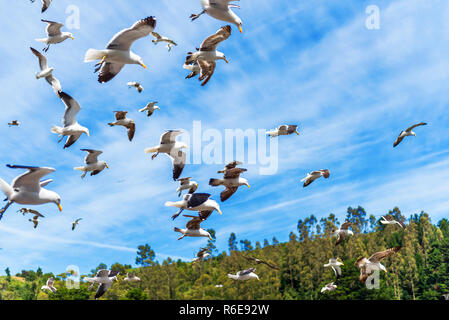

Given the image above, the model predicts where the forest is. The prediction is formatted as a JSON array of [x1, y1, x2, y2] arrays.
[[1, 206, 448, 300]]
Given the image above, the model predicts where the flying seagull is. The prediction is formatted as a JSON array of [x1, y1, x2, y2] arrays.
[[151, 32, 177, 51], [331, 221, 353, 246], [41, 277, 57, 293], [193, 248, 210, 263], [183, 61, 201, 79], [29, 214, 41, 229], [30, 47, 61, 93], [174, 214, 213, 240], [127, 81, 143, 93], [176, 177, 198, 197], [0, 165, 62, 220], [8, 120, 20, 127], [217, 160, 243, 174], [139, 102, 160, 117], [74, 149, 109, 179], [323, 258, 344, 279], [242, 255, 279, 270], [321, 282, 337, 293], [165, 193, 221, 220], [83, 269, 119, 300], [228, 268, 259, 281], [190, 0, 243, 33], [185, 25, 231, 86], [84, 17, 156, 83], [145, 130, 188, 181], [266, 125, 300, 138], [17, 208, 45, 217], [380, 215, 406, 229], [108, 111, 135, 142], [355, 246, 401, 283], [30, 0, 53, 13], [393, 122, 427, 147], [51, 91, 90, 149], [36, 19, 74, 52], [124, 273, 141, 282], [301, 169, 330, 187], [209, 166, 250, 202], [72, 218, 82, 230]]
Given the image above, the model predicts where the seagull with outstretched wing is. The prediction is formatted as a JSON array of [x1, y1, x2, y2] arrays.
[[393, 122, 427, 147], [84, 17, 156, 83]]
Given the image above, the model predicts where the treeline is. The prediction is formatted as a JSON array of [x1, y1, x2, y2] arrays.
[[1, 206, 448, 300]]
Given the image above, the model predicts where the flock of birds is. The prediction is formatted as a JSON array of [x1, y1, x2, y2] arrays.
[[0, 0, 433, 299]]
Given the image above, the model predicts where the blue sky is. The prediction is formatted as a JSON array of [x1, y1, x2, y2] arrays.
[[1, 0, 449, 275]]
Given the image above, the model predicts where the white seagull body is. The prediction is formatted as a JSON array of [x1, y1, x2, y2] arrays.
[[72, 218, 82, 230], [139, 102, 160, 117], [301, 169, 330, 187], [321, 282, 337, 293], [331, 222, 353, 246], [74, 149, 109, 179], [83, 269, 119, 300], [51, 91, 89, 149], [323, 258, 343, 279], [36, 19, 74, 52], [145, 130, 188, 180], [209, 164, 250, 201], [228, 268, 259, 281], [84, 17, 156, 83], [30, 47, 61, 93], [41, 277, 57, 293], [380, 215, 406, 229], [193, 248, 210, 262], [176, 177, 198, 197], [0, 165, 62, 220], [191, 0, 243, 33], [151, 32, 177, 51], [29, 214, 42, 228], [108, 111, 135, 141], [355, 247, 401, 283], [166, 193, 222, 220], [124, 273, 141, 282], [127, 81, 144, 93], [393, 122, 427, 147], [267, 125, 299, 138], [185, 25, 231, 86], [174, 213, 213, 240]]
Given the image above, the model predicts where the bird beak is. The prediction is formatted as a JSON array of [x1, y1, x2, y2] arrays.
[[209, 235, 213, 241], [224, 58, 229, 63], [140, 62, 147, 69], [71, 36, 75, 40], [105, 163, 109, 169], [217, 208, 222, 215], [185, 145, 190, 149], [295, 130, 300, 135], [57, 203, 62, 212], [238, 25, 243, 33], [246, 183, 251, 188]]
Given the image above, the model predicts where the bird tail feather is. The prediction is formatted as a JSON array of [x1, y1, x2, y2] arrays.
[[174, 227, 182, 233], [84, 49, 106, 62], [51, 126, 62, 134], [35, 38, 47, 43], [145, 146, 159, 153], [0, 178, 13, 198], [73, 166, 85, 171], [209, 178, 222, 186], [227, 274, 238, 280], [165, 201, 176, 207]]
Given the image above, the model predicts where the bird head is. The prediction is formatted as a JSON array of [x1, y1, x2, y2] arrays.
[[213, 201, 222, 215], [83, 127, 90, 137], [138, 57, 147, 69], [241, 178, 250, 188], [104, 162, 109, 169], [179, 142, 189, 150], [53, 195, 62, 212]]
